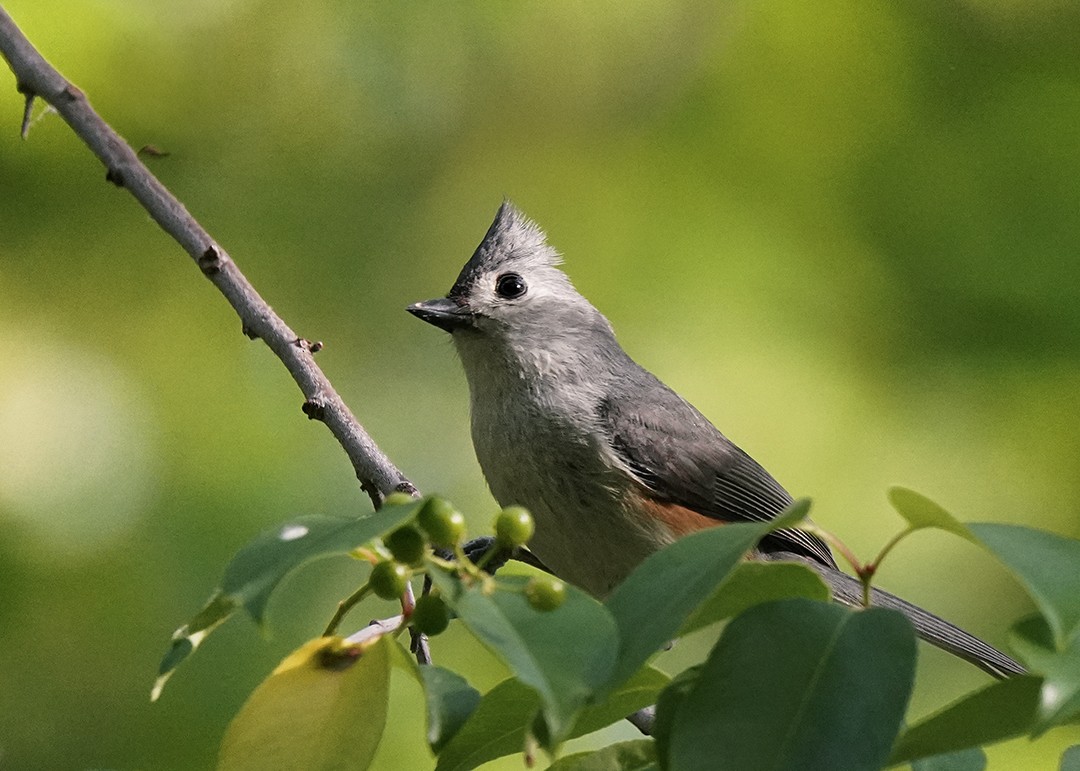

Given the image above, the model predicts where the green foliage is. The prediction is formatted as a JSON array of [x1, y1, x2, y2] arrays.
[[153, 490, 1080, 769], [433, 668, 669, 771], [680, 560, 830, 636], [430, 678, 540, 771], [5, 5, 1080, 768], [548, 740, 658, 771], [1010, 616, 1080, 733], [968, 523, 1080, 649], [889, 488, 1080, 742], [887, 486, 975, 541], [426, 569, 617, 746], [889, 676, 1044, 765], [602, 498, 810, 692], [419, 666, 480, 754], [218, 636, 392, 771], [668, 600, 915, 771], [152, 498, 422, 700], [1062, 746, 1080, 771], [910, 747, 987, 771], [651, 665, 700, 769]]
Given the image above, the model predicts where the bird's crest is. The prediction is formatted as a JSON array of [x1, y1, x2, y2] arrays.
[[450, 201, 561, 297]]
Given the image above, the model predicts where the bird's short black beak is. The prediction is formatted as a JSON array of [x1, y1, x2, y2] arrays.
[[407, 297, 474, 333]]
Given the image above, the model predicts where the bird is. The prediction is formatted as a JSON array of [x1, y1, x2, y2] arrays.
[[407, 201, 1023, 679]]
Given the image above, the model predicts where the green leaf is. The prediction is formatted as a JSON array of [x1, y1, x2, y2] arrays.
[[547, 740, 658, 771], [887, 491, 1080, 651], [889, 675, 1044, 765], [152, 592, 237, 701], [571, 666, 670, 738], [652, 665, 701, 770], [428, 570, 617, 745], [967, 523, 1080, 648], [1010, 615, 1080, 733], [421, 666, 481, 754], [434, 679, 538, 771], [887, 487, 974, 540], [226, 500, 423, 623], [911, 747, 987, 771], [434, 668, 668, 771], [217, 635, 391, 771], [604, 499, 811, 693], [681, 561, 830, 636], [1061, 745, 1080, 771], [153, 499, 422, 699], [670, 598, 916, 771]]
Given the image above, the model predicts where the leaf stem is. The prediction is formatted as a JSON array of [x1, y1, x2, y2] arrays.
[[799, 523, 882, 607], [323, 583, 373, 637], [869, 526, 916, 574], [798, 523, 863, 575]]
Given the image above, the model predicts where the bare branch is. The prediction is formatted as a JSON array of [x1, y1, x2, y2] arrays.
[[0, 6, 415, 507]]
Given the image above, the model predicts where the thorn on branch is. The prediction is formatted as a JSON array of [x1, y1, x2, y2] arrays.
[[241, 323, 259, 340], [197, 246, 221, 276], [16, 84, 34, 139], [302, 398, 327, 421], [360, 481, 381, 509], [294, 337, 324, 354], [137, 144, 171, 159], [105, 168, 124, 187], [364, 481, 418, 518]]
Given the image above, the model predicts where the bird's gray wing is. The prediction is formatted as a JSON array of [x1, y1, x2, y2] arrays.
[[596, 376, 837, 568], [597, 370, 1026, 679]]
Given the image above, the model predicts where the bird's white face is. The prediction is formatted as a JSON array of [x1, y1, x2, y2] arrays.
[[449, 259, 585, 338], [408, 202, 615, 375]]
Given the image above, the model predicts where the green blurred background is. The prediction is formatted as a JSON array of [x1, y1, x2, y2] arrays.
[[1, 1, 1078, 768]]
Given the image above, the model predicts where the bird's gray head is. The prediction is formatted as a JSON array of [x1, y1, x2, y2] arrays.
[[407, 202, 616, 361]]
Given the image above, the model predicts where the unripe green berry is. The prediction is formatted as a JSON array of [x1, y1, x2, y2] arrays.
[[494, 506, 535, 548], [417, 497, 467, 548], [383, 491, 415, 507], [369, 560, 410, 600], [524, 576, 566, 612], [384, 525, 426, 566], [411, 594, 451, 636]]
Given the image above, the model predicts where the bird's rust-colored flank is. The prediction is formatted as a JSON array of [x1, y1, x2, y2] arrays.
[[637, 497, 720, 538]]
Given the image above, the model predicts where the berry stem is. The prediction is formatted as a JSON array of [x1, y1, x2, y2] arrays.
[[323, 583, 372, 637]]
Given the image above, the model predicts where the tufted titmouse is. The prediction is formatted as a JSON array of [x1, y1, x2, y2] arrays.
[[408, 202, 1022, 678]]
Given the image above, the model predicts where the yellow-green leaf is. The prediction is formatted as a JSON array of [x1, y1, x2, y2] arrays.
[[887, 487, 973, 541], [218, 635, 391, 771]]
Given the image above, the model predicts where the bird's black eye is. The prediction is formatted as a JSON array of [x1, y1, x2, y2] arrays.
[[495, 272, 527, 300]]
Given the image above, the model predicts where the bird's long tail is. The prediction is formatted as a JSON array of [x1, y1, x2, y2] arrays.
[[771, 553, 1025, 679]]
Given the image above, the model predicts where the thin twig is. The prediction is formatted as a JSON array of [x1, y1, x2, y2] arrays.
[[0, 4, 540, 678], [0, 4, 431, 665], [0, 5, 413, 508]]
